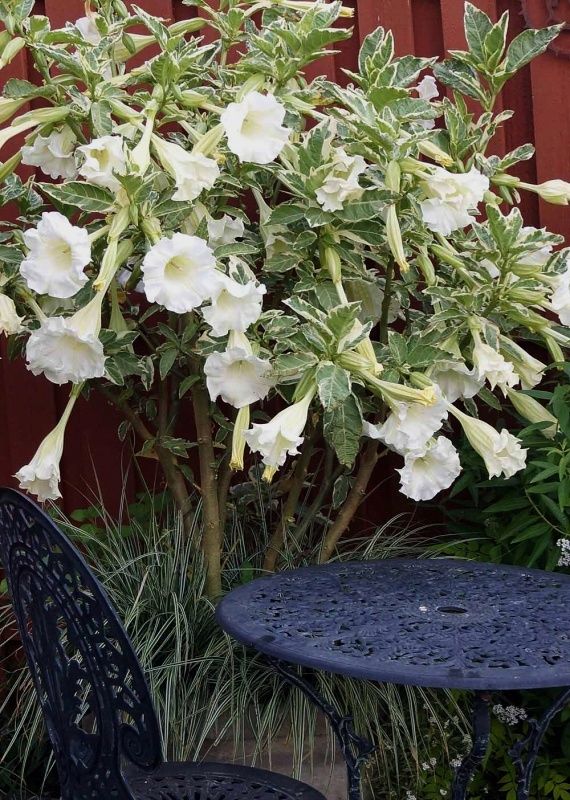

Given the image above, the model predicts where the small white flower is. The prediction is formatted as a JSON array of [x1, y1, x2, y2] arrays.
[[75, 14, 102, 44], [557, 538, 570, 567], [550, 261, 570, 326], [221, 91, 291, 164], [397, 437, 462, 501], [203, 273, 265, 336], [370, 393, 448, 455], [493, 704, 528, 726], [449, 406, 527, 479], [499, 337, 546, 389], [204, 346, 272, 408], [429, 360, 483, 403], [141, 233, 216, 314], [420, 166, 489, 235], [26, 294, 106, 385], [15, 390, 78, 501], [245, 389, 314, 480], [77, 135, 127, 191], [207, 215, 245, 250], [20, 212, 91, 299], [417, 74, 439, 101], [315, 146, 367, 212], [152, 137, 220, 202], [471, 332, 519, 395], [21, 126, 77, 179]]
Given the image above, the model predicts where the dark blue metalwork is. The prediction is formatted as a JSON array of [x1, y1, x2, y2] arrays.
[[266, 656, 375, 800], [216, 558, 570, 800], [0, 488, 326, 800], [216, 558, 570, 690]]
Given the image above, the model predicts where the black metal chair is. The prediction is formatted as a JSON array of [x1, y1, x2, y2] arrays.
[[0, 488, 326, 800]]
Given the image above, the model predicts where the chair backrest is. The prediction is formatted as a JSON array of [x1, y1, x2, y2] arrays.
[[0, 488, 163, 800]]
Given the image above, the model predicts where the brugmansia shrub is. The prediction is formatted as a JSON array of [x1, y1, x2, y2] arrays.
[[0, 0, 569, 595]]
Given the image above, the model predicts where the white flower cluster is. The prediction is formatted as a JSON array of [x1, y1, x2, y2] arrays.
[[557, 538, 570, 567], [492, 704, 528, 726]]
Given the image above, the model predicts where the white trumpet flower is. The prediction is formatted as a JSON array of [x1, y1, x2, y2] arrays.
[[207, 215, 245, 250], [0, 294, 23, 335], [21, 126, 77, 179], [449, 405, 527, 479], [77, 135, 127, 191], [221, 91, 290, 164], [152, 137, 219, 202], [204, 333, 272, 409], [397, 437, 461, 501], [420, 166, 489, 235], [203, 273, 265, 336], [471, 331, 519, 395]]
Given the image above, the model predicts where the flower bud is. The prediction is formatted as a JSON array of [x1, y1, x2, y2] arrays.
[[417, 140, 453, 167], [192, 122, 225, 156], [322, 244, 341, 284], [0, 150, 22, 182], [386, 205, 409, 273], [506, 388, 557, 439], [385, 160, 401, 192], [230, 406, 250, 471], [416, 248, 436, 285], [0, 37, 25, 70], [236, 74, 266, 101], [519, 179, 570, 206], [0, 96, 27, 125]]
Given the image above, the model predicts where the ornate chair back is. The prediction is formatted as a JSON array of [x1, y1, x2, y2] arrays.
[[0, 488, 163, 800]]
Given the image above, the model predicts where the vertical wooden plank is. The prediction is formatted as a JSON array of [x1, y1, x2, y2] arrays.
[[332, 0, 359, 87], [411, 0, 445, 59], [43, 0, 84, 27]]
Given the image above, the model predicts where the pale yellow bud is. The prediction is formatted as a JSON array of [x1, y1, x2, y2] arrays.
[[519, 179, 570, 206], [417, 140, 453, 167], [230, 406, 250, 471], [506, 388, 557, 439], [386, 205, 409, 273]]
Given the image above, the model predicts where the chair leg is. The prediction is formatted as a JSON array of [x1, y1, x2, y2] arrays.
[[509, 685, 570, 800], [451, 692, 491, 800], [265, 656, 375, 800]]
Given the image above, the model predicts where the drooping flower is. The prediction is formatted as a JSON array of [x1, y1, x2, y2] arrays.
[[204, 333, 272, 408], [498, 336, 546, 390], [20, 212, 91, 298], [370, 392, 448, 455], [75, 14, 102, 44], [220, 91, 290, 164], [245, 388, 314, 481], [207, 215, 245, 250], [76, 135, 127, 191], [397, 437, 461, 501], [141, 233, 216, 313], [448, 405, 527, 479], [315, 146, 367, 212], [21, 126, 77, 179], [420, 166, 489, 235], [15, 387, 79, 501], [202, 273, 265, 336], [26, 294, 106, 384], [428, 360, 483, 403], [549, 261, 570, 326], [471, 330, 519, 395], [0, 294, 23, 335], [230, 405, 250, 470], [416, 74, 439, 101], [152, 137, 220, 202], [519, 179, 570, 206]]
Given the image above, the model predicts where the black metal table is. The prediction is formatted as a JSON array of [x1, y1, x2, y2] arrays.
[[216, 558, 570, 800]]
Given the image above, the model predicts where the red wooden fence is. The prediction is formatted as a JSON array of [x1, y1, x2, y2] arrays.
[[1, 0, 569, 517]]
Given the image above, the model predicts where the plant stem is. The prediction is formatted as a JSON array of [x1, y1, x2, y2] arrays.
[[263, 430, 318, 573], [98, 386, 196, 537], [191, 379, 223, 598], [318, 441, 381, 563], [217, 451, 233, 535], [379, 261, 394, 345]]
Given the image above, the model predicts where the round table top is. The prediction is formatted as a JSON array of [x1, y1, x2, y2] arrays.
[[215, 558, 570, 690]]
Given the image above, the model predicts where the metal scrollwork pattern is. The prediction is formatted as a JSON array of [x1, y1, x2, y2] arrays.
[[216, 559, 570, 690], [0, 489, 162, 800]]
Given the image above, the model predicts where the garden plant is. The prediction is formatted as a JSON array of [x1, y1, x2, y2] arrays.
[[0, 0, 569, 598]]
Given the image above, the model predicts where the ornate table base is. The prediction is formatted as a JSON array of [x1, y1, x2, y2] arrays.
[[267, 657, 375, 800], [451, 687, 570, 800]]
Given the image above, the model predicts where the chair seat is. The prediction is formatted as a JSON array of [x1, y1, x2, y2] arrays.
[[127, 761, 327, 800]]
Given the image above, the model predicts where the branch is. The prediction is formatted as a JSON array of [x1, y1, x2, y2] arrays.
[[379, 261, 394, 345], [263, 429, 319, 573], [217, 451, 233, 535], [318, 441, 381, 563], [191, 378, 223, 598]]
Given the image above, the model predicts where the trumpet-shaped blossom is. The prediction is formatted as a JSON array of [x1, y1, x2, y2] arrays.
[[26, 294, 106, 384], [21, 126, 77, 179], [429, 360, 483, 403], [204, 336, 272, 409], [449, 406, 527, 479], [15, 390, 79, 501], [0, 295, 23, 335], [207, 215, 245, 250], [397, 437, 461, 501], [420, 166, 489, 235], [245, 390, 314, 480], [368, 393, 448, 455], [152, 137, 220, 201], [221, 91, 290, 164], [471, 332, 519, 395], [202, 273, 266, 336], [141, 233, 216, 313], [20, 212, 91, 298], [77, 135, 127, 191], [315, 147, 367, 212]]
